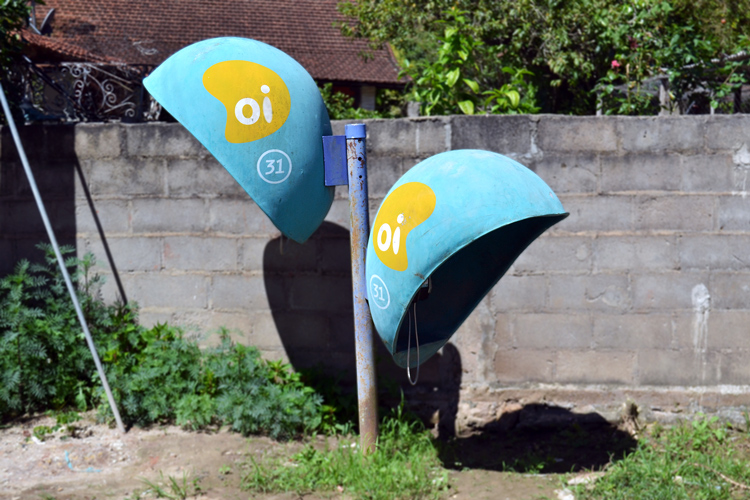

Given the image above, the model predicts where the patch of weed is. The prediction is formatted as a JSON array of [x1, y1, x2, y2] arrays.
[[572, 414, 750, 499], [241, 401, 449, 500]]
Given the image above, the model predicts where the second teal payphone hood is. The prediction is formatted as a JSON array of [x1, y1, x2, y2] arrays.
[[365, 150, 568, 368]]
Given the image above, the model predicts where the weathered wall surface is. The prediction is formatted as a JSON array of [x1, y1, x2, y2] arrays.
[[2, 116, 749, 430]]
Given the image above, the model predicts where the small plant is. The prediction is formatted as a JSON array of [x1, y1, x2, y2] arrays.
[[140, 471, 200, 500], [218, 464, 232, 476], [241, 401, 449, 500]]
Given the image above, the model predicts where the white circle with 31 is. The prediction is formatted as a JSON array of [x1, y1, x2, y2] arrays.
[[256, 149, 292, 184], [369, 274, 390, 309]]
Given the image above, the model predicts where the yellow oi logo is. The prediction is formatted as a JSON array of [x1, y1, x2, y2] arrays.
[[203, 60, 291, 144], [373, 182, 436, 272]]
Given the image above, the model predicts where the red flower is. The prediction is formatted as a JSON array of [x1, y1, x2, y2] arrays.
[[611, 60, 621, 69]]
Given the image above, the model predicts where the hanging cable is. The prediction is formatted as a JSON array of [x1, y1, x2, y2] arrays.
[[406, 301, 420, 385]]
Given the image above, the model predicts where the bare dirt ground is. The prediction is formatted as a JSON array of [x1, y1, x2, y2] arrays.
[[0, 411, 617, 500]]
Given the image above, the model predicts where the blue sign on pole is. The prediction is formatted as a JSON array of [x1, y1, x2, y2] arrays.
[[365, 150, 568, 369], [144, 37, 333, 243]]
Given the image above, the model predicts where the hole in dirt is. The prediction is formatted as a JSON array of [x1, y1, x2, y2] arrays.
[[438, 403, 637, 473]]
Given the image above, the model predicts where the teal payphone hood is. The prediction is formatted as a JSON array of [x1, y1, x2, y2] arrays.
[[144, 37, 333, 243], [365, 150, 568, 368]]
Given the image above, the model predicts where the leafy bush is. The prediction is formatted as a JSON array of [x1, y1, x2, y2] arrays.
[[0, 245, 332, 439], [0, 245, 125, 417]]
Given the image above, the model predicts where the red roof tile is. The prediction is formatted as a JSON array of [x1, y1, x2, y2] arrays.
[[25, 0, 403, 85]]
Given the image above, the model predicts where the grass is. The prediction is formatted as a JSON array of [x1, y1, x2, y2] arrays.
[[241, 402, 449, 500], [571, 413, 750, 499]]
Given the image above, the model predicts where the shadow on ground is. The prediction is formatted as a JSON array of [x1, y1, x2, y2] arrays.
[[438, 404, 637, 473]]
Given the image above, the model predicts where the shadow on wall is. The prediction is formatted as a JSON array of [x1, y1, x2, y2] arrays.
[[0, 125, 126, 301], [439, 404, 637, 473], [263, 222, 462, 433], [0, 125, 78, 275]]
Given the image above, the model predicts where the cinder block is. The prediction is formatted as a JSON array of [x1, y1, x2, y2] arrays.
[[75, 199, 129, 235], [679, 234, 750, 270], [272, 312, 331, 349], [288, 275, 353, 312], [84, 158, 166, 196], [0, 239, 14, 275], [163, 236, 238, 271], [636, 349, 709, 386], [239, 237, 272, 271], [631, 271, 710, 311], [208, 199, 279, 235], [556, 194, 634, 232], [124, 123, 207, 158], [246, 310, 285, 349], [706, 311, 750, 349], [15, 160, 76, 199], [531, 153, 599, 194], [8, 199, 76, 236], [261, 235, 318, 273], [323, 199, 351, 229], [451, 114, 535, 155], [363, 119, 417, 156], [704, 115, 750, 151], [491, 275, 547, 312], [85, 236, 162, 272], [555, 350, 635, 384], [635, 195, 715, 231], [210, 274, 270, 310], [132, 198, 206, 233], [166, 157, 245, 197], [366, 155, 403, 198], [537, 116, 618, 153], [513, 235, 593, 274], [593, 313, 673, 349], [710, 272, 750, 310], [493, 349, 554, 384], [718, 196, 750, 231], [453, 299, 496, 382], [316, 235, 351, 274], [415, 117, 449, 156], [75, 123, 122, 159], [601, 153, 681, 192], [593, 236, 679, 272], [137, 311, 176, 329], [682, 154, 737, 192], [618, 116, 704, 153], [548, 274, 632, 312], [129, 272, 208, 309], [514, 313, 592, 349], [709, 349, 750, 385]]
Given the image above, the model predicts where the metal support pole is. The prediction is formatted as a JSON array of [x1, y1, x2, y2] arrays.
[[345, 123, 378, 453], [0, 82, 125, 434]]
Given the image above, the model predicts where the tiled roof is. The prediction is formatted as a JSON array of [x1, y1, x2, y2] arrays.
[[25, 0, 403, 85], [22, 30, 121, 63]]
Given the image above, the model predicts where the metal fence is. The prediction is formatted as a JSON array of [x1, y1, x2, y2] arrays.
[[4, 56, 161, 123]]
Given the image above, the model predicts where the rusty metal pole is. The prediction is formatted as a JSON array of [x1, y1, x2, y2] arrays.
[[345, 123, 378, 453]]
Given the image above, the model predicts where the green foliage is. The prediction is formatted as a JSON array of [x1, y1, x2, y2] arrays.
[[340, 0, 750, 115], [0, 246, 332, 439], [242, 402, 449, 500], [0, 0, 31, 69], [319, 83, 407, 120], [0, 244, 124, 418], [573, 415, 750, 499], [401, 8, 538, 116]]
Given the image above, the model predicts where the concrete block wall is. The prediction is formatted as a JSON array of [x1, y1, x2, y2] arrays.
[[2, 115, 749, 429]]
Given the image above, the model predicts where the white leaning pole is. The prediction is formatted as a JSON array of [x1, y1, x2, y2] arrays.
[[0, 82, 125, 434]]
